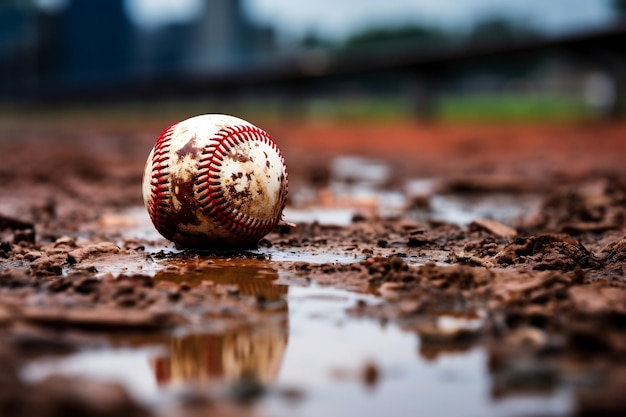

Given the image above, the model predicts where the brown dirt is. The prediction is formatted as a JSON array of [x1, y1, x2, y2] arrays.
[[1, 117, 626, 416]]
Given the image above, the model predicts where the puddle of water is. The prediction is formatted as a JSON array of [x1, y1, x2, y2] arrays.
[[96, 207, 167, 249], [22, 346, 164, 403], [263, 286, 572, 417], [405, 178, 439, 197], [422, 193, 542, 226], [262, 246, 362, 264], [331, 156, 391, 186], [283, 207, 355, 227], [21, 270, 573, 417]]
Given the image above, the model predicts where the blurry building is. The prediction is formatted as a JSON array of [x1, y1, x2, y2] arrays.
[[0, 1, 39, 93], [135, 0, 275, 76], [0, 0, 276, 96], [57, 0, 134, 85], [186, 0, 275, 73]]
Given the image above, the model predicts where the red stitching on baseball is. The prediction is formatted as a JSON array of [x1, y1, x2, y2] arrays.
[[148, 123, 177, 238], [196, 125, 288, 239]]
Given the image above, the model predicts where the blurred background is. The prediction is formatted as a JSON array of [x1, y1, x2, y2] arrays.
[[0, 0, 625, 121]]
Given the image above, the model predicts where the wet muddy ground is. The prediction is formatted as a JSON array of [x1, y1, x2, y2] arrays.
[[1, 116, 626, 416]]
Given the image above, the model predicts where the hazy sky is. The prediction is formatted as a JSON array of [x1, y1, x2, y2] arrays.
[[40, 0, 617, 40], [245, 0, 615, 40]]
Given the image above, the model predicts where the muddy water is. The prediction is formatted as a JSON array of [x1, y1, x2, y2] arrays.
[[22, 265, 572, 417], [20, 274, 571, 416]]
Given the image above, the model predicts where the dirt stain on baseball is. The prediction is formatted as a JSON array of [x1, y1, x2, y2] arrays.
[[171, 176, 202, 227], [175, 132, 200, 158], [231, 149, 252, 163], [227, 182, 252, 203]]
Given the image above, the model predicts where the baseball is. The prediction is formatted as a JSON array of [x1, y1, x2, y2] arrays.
[[142, 114, 288, 249]]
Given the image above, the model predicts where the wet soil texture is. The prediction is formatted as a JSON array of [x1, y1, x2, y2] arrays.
[[1, 118, 626, 417]]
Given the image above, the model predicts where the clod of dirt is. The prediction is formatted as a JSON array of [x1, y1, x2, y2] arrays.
[[495, 234, 601, 271], [601, 237, 626, 263], [521, 177, 626, 235], [568, 283, 626, 317], [469, 218, 517, 238], [67, 242, 121, 264]]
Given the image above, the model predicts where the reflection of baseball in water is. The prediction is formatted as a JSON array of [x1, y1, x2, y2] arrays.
[[142, 114, 288, 249]]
